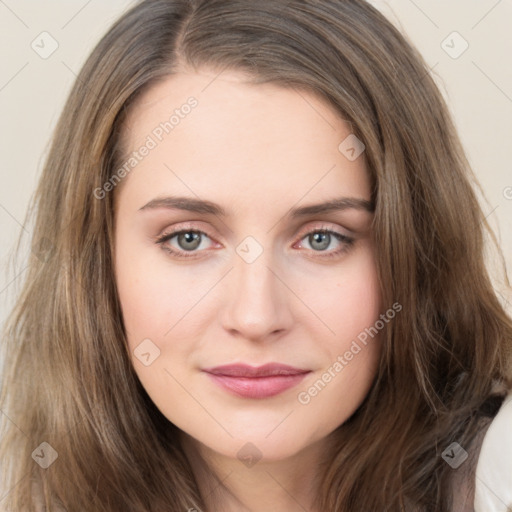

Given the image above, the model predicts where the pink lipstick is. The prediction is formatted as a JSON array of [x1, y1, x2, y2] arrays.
[[202, 363, 310, 399]]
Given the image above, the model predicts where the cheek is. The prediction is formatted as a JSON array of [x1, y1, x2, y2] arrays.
[[114, 227, 188, 344], [332, 248, 382, 383], [300, 243, 382, 341], [115, 259, 166, 343], [114, 242, 192, 416], [293, 245, 382, 420], [114, 227, 209, 391]]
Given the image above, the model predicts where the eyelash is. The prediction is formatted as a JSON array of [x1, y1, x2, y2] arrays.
[[154, 224, 355, 260]]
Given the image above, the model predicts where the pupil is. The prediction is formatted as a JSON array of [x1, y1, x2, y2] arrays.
[[311, 232, 330, 251], [179, 232, 201, 251]]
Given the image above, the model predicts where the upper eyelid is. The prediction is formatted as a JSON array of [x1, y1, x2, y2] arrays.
[[294, 223, 349, 239], [159, 221, 349, 238]]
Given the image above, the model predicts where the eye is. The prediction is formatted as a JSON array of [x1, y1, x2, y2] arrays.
[[155, 225, 355, 260], [155, 229, 216, 258], [294, 228, 355, 259]]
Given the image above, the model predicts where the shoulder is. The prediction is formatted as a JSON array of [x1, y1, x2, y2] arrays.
[[474, 391, 512, 512]]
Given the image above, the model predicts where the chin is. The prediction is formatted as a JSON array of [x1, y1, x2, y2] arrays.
[[196, 428, 319, 465]]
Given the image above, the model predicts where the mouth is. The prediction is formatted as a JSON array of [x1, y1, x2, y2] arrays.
[[201, 363, 311, 399]]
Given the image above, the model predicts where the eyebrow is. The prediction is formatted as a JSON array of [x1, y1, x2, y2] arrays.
[[139, 195, 374, 217]]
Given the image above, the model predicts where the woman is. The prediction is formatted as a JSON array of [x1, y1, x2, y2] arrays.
[[1, 0, 511, 510]]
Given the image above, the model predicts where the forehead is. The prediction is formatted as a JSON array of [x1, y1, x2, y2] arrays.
[[116, 69, 370, 215]]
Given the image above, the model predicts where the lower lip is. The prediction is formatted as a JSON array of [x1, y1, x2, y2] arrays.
[[204, 372, 310, 399]]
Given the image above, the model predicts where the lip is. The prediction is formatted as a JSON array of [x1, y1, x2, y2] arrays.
[[202, 363, 311, 399], [203, 363, 310, 377]]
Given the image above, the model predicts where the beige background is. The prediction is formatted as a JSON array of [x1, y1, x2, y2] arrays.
[[1, 0, 511, 327]]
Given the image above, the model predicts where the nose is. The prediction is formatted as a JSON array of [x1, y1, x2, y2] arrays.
[[219, 248, 294, 343]]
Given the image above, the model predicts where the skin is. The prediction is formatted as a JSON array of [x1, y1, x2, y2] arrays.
[[114, 68, 383, 512]]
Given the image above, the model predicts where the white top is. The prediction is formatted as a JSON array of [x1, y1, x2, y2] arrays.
[[474, 392, 512, 511]]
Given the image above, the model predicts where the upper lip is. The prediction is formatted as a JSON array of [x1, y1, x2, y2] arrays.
[[202, 363, 310, 377]]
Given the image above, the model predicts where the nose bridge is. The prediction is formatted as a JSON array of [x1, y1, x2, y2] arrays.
[[220, 236, 292, 340]]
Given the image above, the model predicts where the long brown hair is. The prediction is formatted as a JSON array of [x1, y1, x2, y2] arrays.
[[1, 0, 511, 510]]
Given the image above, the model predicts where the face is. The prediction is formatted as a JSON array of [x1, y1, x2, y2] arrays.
[[113, 68, 382, 463]]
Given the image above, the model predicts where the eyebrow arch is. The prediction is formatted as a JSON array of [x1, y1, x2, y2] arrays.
[[138, 195, 375, 217]]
